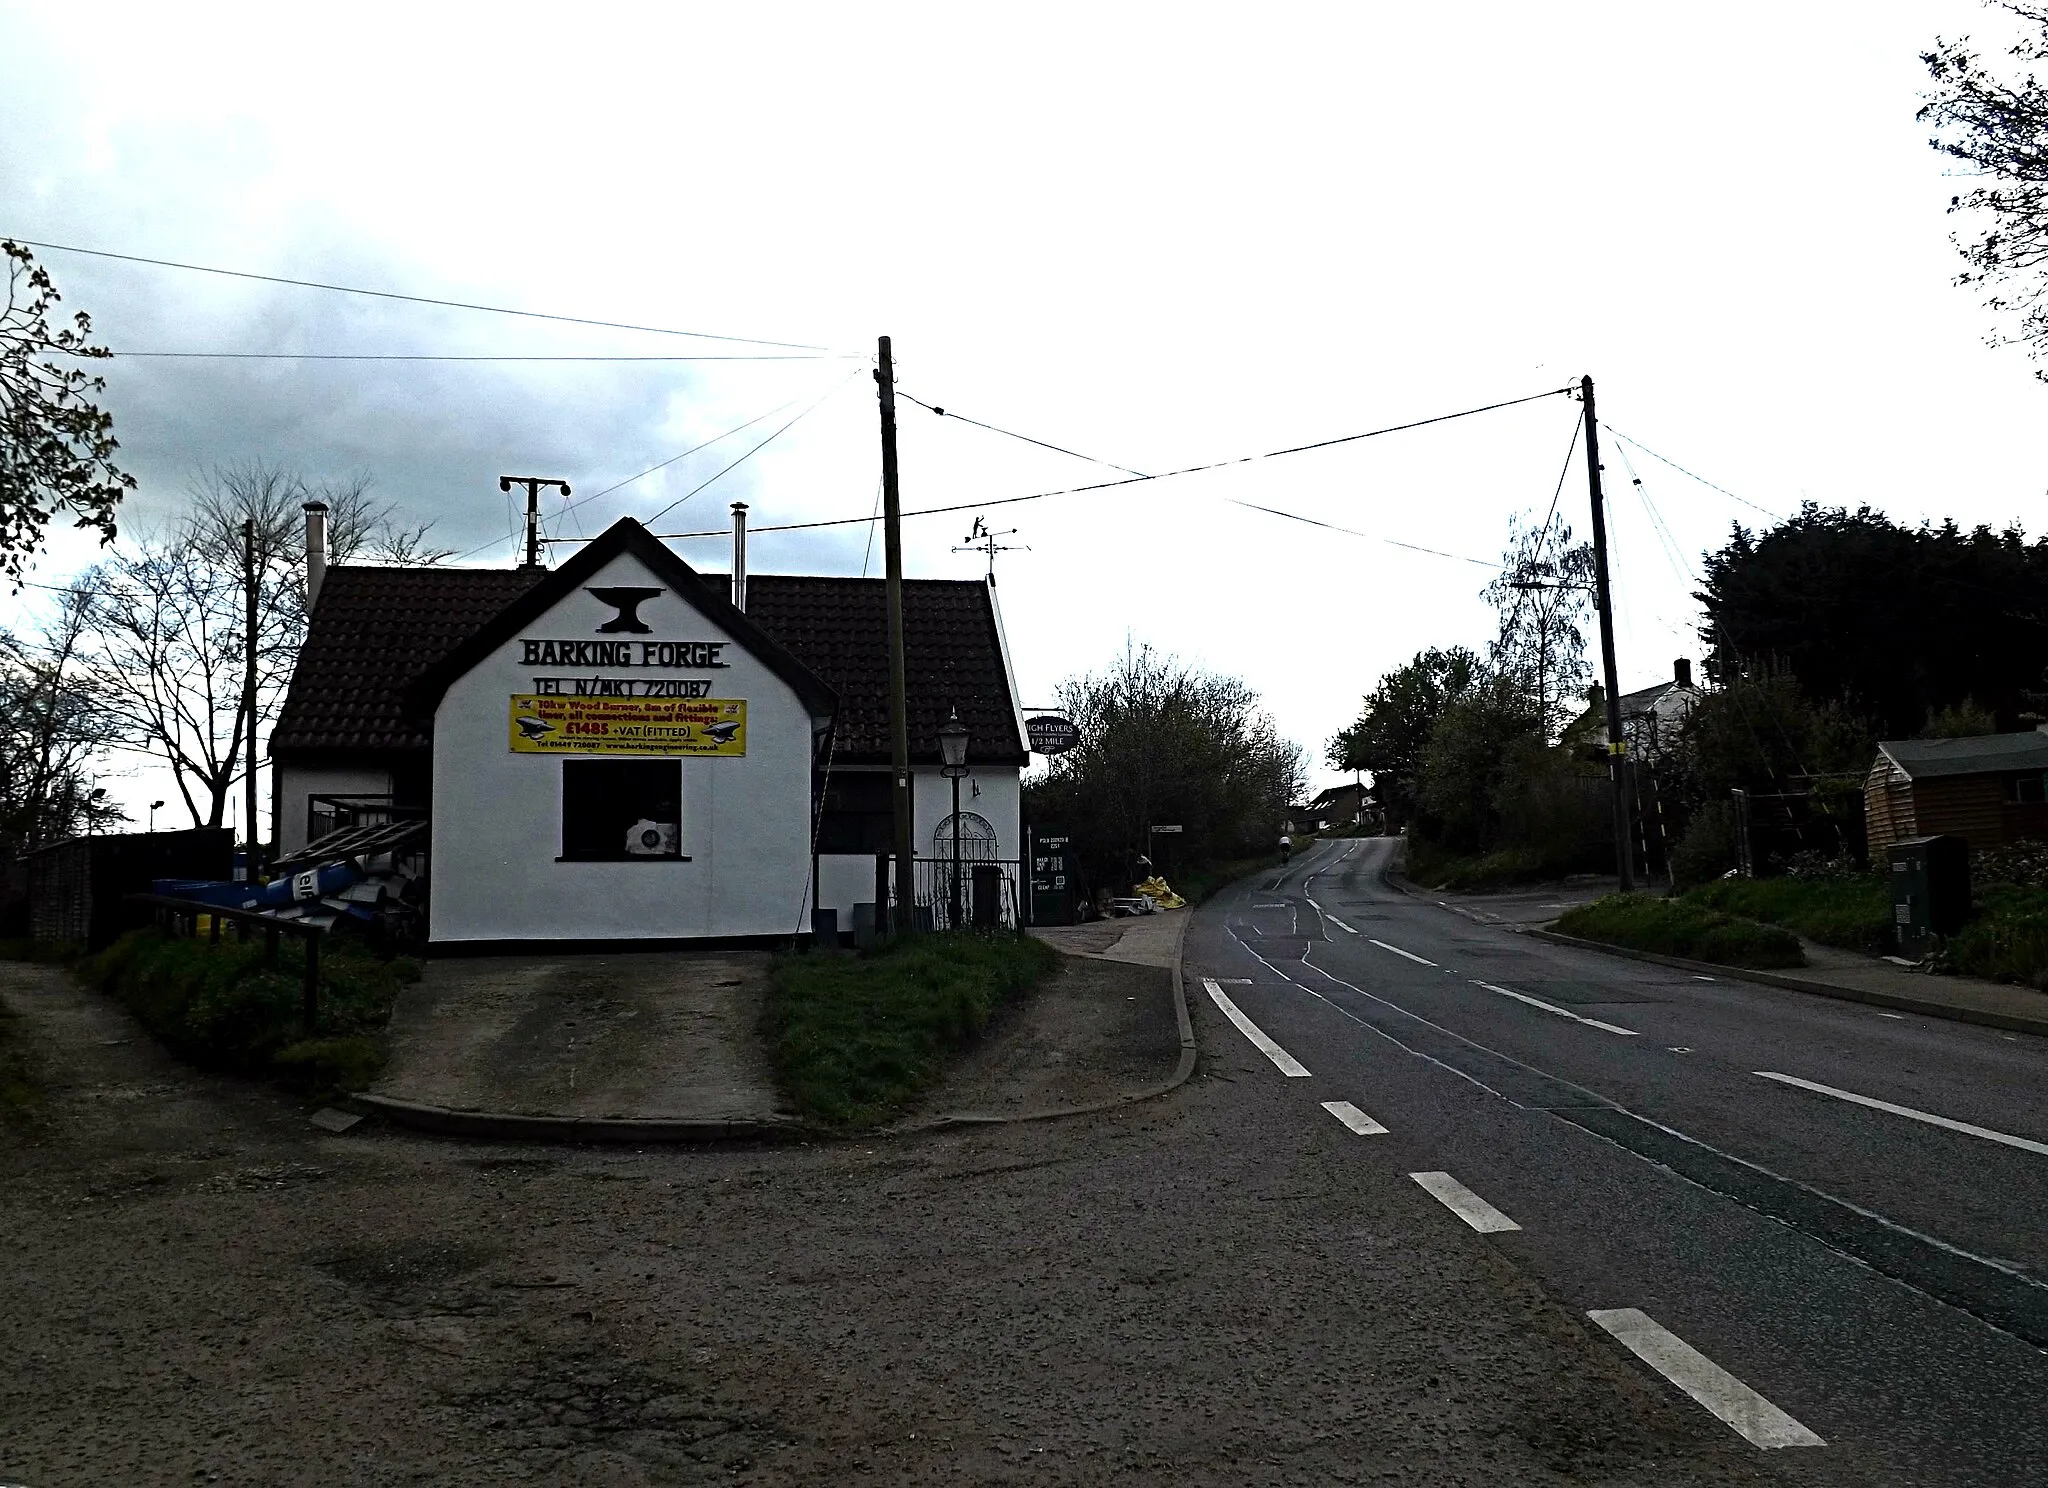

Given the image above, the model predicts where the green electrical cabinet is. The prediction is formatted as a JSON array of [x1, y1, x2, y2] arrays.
[[1887, 835, 1970, 958]]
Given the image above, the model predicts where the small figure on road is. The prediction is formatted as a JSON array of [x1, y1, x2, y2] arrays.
[[1279, 833, 1292, 866]]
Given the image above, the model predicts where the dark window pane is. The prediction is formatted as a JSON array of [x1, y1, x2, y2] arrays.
[[817, 772, 894, 854], [562, 759, 682, 860]]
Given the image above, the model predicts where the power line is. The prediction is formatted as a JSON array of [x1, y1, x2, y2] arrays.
[[8, 237, 837, 352], [895, 390, 1150, 477], [638, 371, 862, 528], [627, 383, 1573, 544], [107, 350, 853, 362], [1225, 499, 1501, 568], [1601, 424, 1780, 520]]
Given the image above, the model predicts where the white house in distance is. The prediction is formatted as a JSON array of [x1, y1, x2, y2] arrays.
[[270, 512, 1031, 948]]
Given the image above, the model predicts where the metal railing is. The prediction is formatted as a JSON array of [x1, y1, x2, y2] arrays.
[[905, 855, 1023, 932]]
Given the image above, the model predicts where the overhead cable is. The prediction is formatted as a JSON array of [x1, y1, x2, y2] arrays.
[[1225, 499, 1500, 568], [638, 369, 863, 527], [895, 389, 1150, 477], [1601, 424, 1780, 520], [107, 350, 853, 362], [8, 237, 837, 352], [609, 383, 1573, 545]]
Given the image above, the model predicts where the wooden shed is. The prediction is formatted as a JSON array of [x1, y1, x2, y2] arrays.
[[1864, 729, 2048, 856]]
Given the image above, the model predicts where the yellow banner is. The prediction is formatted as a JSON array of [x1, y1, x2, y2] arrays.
[[508, 695, 747, 756]]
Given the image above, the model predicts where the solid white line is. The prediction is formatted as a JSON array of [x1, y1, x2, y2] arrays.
[[1320, 1099, 1388, 1135], [1586, 1308, 1824, 1449], [1368, 938, 1436, 966], [1202, 978, 1310, 1077], [1305, 896, 1322, 910], [1755, 1071, 2048, 1158], [1472, 980, 1640, 1037], [1409, 1171, 1521, 1233], [1327, 915, 1359, 935]]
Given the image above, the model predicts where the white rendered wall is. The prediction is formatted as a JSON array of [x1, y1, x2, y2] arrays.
[[428, 551, 819, 944], [274, 763, 394, 855]]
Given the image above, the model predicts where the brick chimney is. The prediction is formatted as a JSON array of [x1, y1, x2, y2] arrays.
[[1674, 657, 1692, 690], [303, 501, 329, 608]]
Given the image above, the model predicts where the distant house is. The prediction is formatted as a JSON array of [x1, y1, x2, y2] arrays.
[[1864, 728, 2048, 855], [1568, 659, 1702, 757], [1308, 782, 1373, 831], [1284, 804, 1326, 835]]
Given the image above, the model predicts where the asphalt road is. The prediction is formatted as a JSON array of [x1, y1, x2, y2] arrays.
[[1185, 835, 2048, 1488]]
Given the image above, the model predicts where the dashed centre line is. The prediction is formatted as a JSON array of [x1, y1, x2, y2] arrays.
[[1755, 1071, 2048, 1157], [1202, 978, 1310, 1077], [1368, 938, 1437, 966], [1409, 1171, 1521, 1233], [1586, 1308, 1825, 1449], [1471, 980, 1640, 1037], [1320, 1100, 1388, 1135]]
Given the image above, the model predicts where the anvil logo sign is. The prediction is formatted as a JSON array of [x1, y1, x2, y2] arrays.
[[586, 587, 663, 634]]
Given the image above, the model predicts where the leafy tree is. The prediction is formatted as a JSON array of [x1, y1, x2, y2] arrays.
[[1416, 669, 1543, 852], [1326, 646, 1479, 824], [1697, 503, 2048, 738], [0, 583, 123, 863], [1027, 644, 1304, 894], [1922, 6, 2048, 375], [0, 241, 133, 586]]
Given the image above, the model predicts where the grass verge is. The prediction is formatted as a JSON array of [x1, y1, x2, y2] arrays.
[[1685, 875, 1892, 953], [83, 929, 416, 1095], [764, 931, 1062, 1129], [1554, 893, 1806, 969]]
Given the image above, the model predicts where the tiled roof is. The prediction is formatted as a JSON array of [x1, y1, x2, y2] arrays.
[[272, 559, 1026, 765], [272, 567, 543, 753]]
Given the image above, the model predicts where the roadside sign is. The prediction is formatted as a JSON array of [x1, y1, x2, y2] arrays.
[[1149, 824, 1184, 834], [1028, 829, 1076, 924], [1026, 714, 1080, 756]]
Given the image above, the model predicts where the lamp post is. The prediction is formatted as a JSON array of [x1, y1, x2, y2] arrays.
[[87, 787, 107, 839], [938, 707, 970, 929], [149, 800, 164, 833]]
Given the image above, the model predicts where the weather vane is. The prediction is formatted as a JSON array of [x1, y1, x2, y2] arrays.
[[953, 515, 1028, 584]]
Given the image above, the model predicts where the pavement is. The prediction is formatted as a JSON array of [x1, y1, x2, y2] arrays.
[[1190, 835, 2048, 1486]]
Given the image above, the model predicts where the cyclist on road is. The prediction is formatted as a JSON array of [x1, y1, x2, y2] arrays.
[[1279, 833, 1292, 866]]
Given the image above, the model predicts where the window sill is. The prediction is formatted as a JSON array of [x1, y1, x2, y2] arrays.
[[555, 855, 693, 864]]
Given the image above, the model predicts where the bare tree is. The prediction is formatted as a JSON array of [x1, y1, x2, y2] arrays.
[[80, 462, 449, 833], [1481, 510, 1596, 740]]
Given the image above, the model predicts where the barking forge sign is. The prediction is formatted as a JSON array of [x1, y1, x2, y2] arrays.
[[508, 695, 748, 756]]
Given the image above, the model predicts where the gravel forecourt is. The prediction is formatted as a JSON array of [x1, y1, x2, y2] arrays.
[[1, 957, 1778, 1486]]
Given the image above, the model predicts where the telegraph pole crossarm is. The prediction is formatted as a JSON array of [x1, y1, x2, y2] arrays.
[[500, 475, 572, 569]]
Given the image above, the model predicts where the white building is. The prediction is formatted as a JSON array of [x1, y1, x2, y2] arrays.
[[271, 514, 1030, 949]]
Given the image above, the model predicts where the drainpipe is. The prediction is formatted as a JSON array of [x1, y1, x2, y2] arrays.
[[731, 501, 748, 613], [303, 501, 329, 608]]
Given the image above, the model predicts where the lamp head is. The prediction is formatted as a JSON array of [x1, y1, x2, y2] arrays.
[[937, 706, 970, 770]]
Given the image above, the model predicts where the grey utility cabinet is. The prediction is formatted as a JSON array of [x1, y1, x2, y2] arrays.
[[1887, 834, 1970, 958]]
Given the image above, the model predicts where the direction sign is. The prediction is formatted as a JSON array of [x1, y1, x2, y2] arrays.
[[1025, 714, 1080, 756], [1149, 824, 1184, 834]]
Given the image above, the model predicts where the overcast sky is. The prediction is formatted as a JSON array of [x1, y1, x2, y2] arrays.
[[5, 2, 2044, 832]]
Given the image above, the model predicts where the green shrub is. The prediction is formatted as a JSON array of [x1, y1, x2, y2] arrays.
[[1686, 873, 1892, 953], [83, 929, 411, 1092], [1947, 882, 2048, 988], [765, 931, 1061, 1128], [1555, 893, 1805, 969], [1669, 800, 1740, 889]]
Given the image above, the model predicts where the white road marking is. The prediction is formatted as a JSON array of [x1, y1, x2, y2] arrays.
[[1755, 1071, 2048, 1158], [1691, 975, 1716, 982], [1327, 915, 1359, 934], [1321, 1100, 1388, 1135], [1202, 979, 1310, 1077], [1213, 977, 1253, 984], [1875, 1012, 1904, 1020], [1586, 1308, 1825, 1449], [1409, 1171, 1521, 1233], [1368, 939, 1437, 966], [1471, 980, 1640, 1037], [1305, 896, 1322, 910]]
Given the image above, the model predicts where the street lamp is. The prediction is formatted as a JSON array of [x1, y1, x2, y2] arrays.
[[87, 787, 106, 839], [938, 707, 970, 929], [149, 800, 165, 833]]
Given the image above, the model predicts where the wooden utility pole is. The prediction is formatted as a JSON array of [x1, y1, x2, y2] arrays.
[[877, 337, 916, 927], [242, 518, 260, 872], [1579, 376, 1634, 891]]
